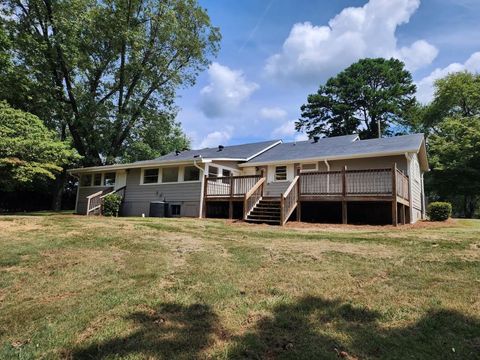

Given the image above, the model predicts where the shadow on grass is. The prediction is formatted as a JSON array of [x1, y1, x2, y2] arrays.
[[71, 302, 219, 359], [70, 297, 480, 359], [229, 296, 480, 359]]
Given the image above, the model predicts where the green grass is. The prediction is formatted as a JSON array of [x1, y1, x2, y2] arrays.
[[0, 215, 479, 359]]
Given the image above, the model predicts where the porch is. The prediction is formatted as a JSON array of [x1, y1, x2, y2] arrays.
[[203, 165, 410, 226]]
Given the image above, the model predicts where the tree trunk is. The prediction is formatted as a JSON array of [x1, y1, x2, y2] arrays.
[[51, 168, 68, 211]]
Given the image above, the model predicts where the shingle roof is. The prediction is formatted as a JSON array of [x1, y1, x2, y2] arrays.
[[245, 133, 425, 165], [134, 139, 281, 164]]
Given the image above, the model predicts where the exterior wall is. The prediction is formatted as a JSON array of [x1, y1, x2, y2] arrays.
[[122, 168, 202, 217], [211, 160, 241, 171], [327, 155, 408, 172], [408, 153, 423, 222]]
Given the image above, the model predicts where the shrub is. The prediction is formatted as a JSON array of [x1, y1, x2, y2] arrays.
[[427, 202, 452, 221], [102, 193, 122, 217]]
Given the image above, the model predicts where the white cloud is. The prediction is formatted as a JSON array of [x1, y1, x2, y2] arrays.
[[265, 0, 438, 84], [272, 120, 297, 137], [272, 120, 308, 141], [416, 51, 480, 103], [198, 129, 232, 149], [199, 62, 259, 118], [259, 107, 288, 120]]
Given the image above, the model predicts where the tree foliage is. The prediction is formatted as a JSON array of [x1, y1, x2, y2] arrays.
[[0, 0, 220, 165], [296, 58, 417, 139], [0, 102, 79, 191], [419, 72, 480, 217]]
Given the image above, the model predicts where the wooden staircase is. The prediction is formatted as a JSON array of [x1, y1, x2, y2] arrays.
[[245, 198, 281, 225]]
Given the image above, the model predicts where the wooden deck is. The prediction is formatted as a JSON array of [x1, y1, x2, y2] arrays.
[[203, 165, 410, 225]]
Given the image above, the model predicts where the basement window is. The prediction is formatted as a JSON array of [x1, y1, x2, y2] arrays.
[[170, 204, 181, 216], [275, 166, 287, 181], [143, 169, 159, 184]]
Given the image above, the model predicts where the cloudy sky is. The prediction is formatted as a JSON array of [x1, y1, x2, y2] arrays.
[[176, 0, 480, 148]]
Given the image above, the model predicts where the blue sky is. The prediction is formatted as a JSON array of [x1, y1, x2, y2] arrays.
[[176, 0, 480, 148]]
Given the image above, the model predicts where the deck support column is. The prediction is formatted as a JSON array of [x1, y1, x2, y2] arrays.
[[228, 176, 234, 219], [392, 163, 398, 226], [342, 201, 348, 224]]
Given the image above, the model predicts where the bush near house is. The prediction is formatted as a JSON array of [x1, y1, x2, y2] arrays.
[[427, 201, 452, 221], [102, 193, 122, 217]]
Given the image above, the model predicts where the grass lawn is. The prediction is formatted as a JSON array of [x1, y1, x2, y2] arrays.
[[0, 215, 479, 359]]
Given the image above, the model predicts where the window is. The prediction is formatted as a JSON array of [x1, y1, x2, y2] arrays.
[[162, 167, 179, 182], [222, 169, 231, 184], [104, 172, 116, 186], [275, 166, 287, 181], [301, 163, 317, 172], [143, 169, 159, 184], [93, 173, 102, 186], [170, 204, 181, 216], [184, 166, 200, 181], [208, 166, 218, 178], [80, 174, 92, 187]]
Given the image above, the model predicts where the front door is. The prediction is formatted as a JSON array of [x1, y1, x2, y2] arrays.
[[115, 170, 127, 190]]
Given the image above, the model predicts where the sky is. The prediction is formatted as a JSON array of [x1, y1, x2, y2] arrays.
[[175, 0, 480, 149]]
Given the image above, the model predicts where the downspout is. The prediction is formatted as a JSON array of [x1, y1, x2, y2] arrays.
[[194, 159, 205, 218], [324, 160, 330, 193]]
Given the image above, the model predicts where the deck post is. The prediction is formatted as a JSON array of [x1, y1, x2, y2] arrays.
[[342, 165, 347, 224], [392, 163, 398, 226], [228, 176, 234, 219], [296, 168, 301, 222], [280, 193, 285, 226], [202, 174, 208, 218]]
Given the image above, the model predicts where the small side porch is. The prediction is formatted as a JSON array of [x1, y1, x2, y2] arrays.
[[203, 164, 410, 226]]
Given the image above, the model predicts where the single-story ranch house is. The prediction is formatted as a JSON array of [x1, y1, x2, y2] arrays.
[[69, 133, 428, 226]]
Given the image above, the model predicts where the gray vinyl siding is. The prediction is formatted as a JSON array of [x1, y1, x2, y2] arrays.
[[122, 168, 202, 217], [76, 186, 111, 214], [327, 155, 408, 172]]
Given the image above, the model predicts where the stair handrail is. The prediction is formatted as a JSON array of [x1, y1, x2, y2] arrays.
[[86, 190, 104, 216], [280, 175, 299, 226], [243, 177, 266, 220]]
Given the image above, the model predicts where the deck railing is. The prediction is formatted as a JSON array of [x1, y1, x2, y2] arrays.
[[396, 169, 409, 201], [86, 186, 126, 215], [243, 177, 265, 219], [300, 167, 408, 200], [280, 175, 299, 225], [205, 175, 262, 198]]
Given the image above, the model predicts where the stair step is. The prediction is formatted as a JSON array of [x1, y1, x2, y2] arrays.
[[248, 214, 280, 220], [246, 218, 280, 225], [250, 210, 280, 215]]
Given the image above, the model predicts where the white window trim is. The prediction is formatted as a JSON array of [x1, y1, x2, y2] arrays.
[[79, 172, 112, 188], [140, 165, 202, 185]]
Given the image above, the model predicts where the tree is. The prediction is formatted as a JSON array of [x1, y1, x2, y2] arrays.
[[0, 0, 220, 165], [410, 71, 480, 218], [0, 102, 79, 191], [296, 58, 417, 139], [427, 116, 480, 218]]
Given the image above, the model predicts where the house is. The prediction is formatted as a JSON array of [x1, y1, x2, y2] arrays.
[[69, 133, 428, 226]]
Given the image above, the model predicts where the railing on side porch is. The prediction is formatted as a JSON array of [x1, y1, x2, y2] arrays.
[[205, 175, 262, 198], [243, 177, 265, 219], [396, 169, 409, 201], [300, 167, 407, 198], [86, 186, 126, 216], [280, 175, 299, 226]]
